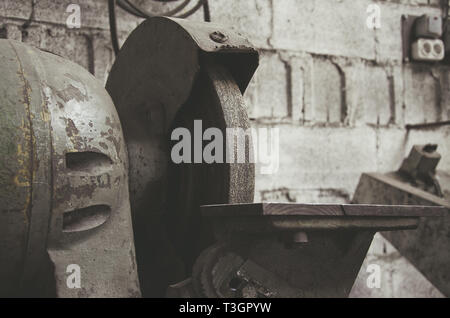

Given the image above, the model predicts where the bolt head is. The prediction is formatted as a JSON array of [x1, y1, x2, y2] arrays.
[[210, 31, 229, 44]]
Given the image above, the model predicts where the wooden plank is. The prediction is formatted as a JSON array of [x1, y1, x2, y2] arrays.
[[342, 204, 446, 217], [201, 203, 343, 216], [201, 202, 447, 217], [270, 217, 419, 231]]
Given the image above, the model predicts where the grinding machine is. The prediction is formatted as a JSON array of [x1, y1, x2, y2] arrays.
[[0, 17, 447, 298], [105, 17, 447, 298], [0, 39, 140, 297]]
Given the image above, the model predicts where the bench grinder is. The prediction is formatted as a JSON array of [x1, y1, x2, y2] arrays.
[[106, 17, 447, 298]]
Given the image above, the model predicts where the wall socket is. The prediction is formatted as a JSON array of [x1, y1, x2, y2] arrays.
[[402, 14, 445, 62], [414, 15, 443, 38], [411, 38, 445, 61]]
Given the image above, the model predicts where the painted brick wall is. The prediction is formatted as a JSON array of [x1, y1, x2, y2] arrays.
[[1, 0, 448, 297]]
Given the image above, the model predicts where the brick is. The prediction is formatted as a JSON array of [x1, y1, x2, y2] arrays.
[[390, 64, 405, 125], [249, 51, 289, 118], [345, 61, 405, 127], [21, 23, 91, 72], [254, 124, 378, 193], [209, 0, 272, 49], [1, 23, 23, 41], [285, 53, 314, 122], [0, 1, 32, 20], [363, 66, 392, 125], [439, 67, 450, 122], [374, 128, 408, 172], [272, 0, 376, 60], [345, 62, 393, 126], [344, 61, 365, 126], [289, 57, 307, 122], [278, 52, 346, 124], [404, 64, 440, 125], [311, 57, 344, 123]]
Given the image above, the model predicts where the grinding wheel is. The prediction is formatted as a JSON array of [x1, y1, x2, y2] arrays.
[[106, 17, 259, 296]]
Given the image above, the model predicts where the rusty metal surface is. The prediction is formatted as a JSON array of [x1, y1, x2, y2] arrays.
[[0, 39, 140, 297], [353, 171, 450, 297], [193, 201, 445, 298], [190, 232, 375, 298], [399, 144, 443, 197], [0, 40, 37, 296], [106, 16, 258, 297], [168, 17, 259, 93]]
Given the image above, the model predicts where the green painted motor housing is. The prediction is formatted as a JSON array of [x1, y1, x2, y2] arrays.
[[0, 39, 140, 297]]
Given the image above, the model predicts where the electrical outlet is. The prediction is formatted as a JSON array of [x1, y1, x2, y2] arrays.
[[414, 14, 442, 38], [402, 15, 446, 62], [411, 38, 445, 61]]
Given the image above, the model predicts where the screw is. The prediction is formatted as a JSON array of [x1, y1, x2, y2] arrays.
[[210, 31, 229, 43], [292, 232, 308, 244]]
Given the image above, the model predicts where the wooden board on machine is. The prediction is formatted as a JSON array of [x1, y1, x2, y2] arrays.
[[201, 202, 446, 216], [201, 202, 447, 232]]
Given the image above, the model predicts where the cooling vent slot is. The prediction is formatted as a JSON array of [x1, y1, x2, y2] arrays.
[[66, 151, 112, 171], [63, 205, 111, 233]]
